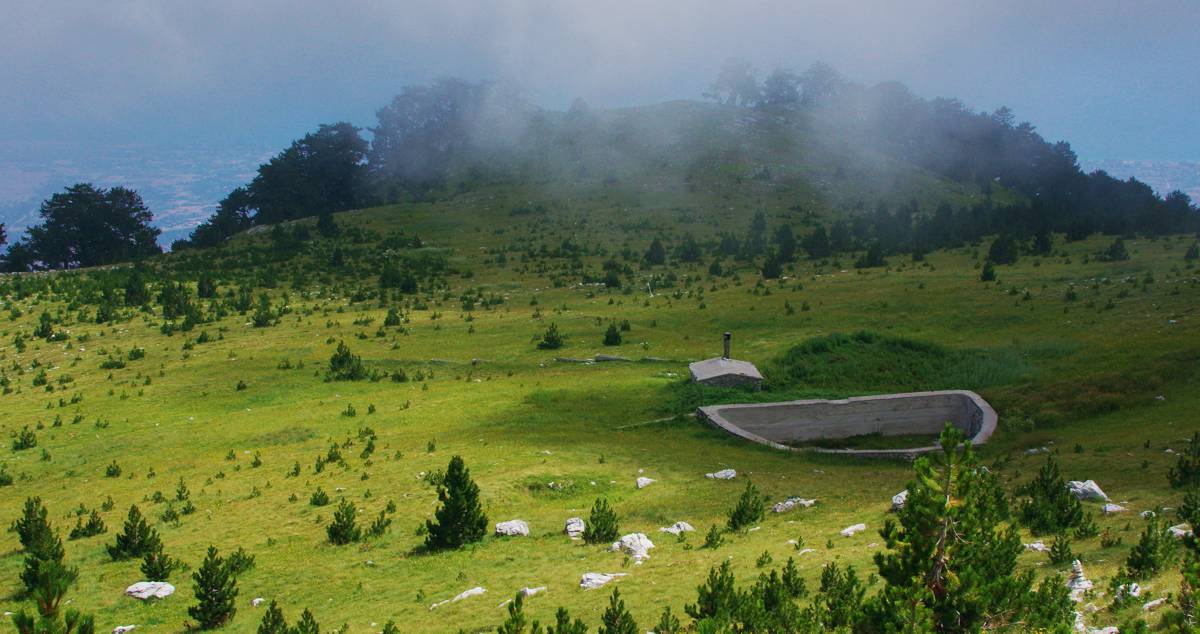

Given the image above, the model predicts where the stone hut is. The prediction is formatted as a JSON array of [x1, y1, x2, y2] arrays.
[[688, 332, 763, 388]]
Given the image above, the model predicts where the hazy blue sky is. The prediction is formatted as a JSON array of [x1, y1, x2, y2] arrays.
[[2, 0, 1197, 160]]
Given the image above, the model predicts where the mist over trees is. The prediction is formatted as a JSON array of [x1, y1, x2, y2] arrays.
[[2, 184, 161, 271], [183, 123, 367, 249], [173, 59, 1198, 256]]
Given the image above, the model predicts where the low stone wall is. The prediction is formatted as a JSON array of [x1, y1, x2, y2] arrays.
[[697, 390, 996, 459]]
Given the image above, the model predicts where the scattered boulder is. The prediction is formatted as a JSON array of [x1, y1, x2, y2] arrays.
[[495, 520, 530, 536], [1141, 510, 1156, 519], [1067, 560, 1093, 602], [1101, 503, 1126, 514], [1067, 480, 1108, 502], [891, 490, 908, 512], [125, 581, 175, 600], [1169, 523, 1194, 539], [564, 517, 585, 539], [1024, 541, 1049, 553], [498, 587, 546, 608], [252, 597, 265, 607], [636, 477, 655, 489], [705, 469, 737, 480], [773, 497, 816, 513], [113, 627, 136, 634], [610, 533, 655, 562], [1025, 447, 1050, 456], [1143, 598, 1166, 612], [659, 521, 695, 536], [430, 587, 486, 610], [580, 572, 626, 590], [840, 523, 867, 537], [1114, 583, 1141, 602], [796, 548, 816, 556]]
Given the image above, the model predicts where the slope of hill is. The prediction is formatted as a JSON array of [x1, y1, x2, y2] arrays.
[[1, 190, 1198, 631]]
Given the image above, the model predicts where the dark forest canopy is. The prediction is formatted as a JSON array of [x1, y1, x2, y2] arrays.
[[174, 60, 1197, 257], [2, 183, 161, 271]]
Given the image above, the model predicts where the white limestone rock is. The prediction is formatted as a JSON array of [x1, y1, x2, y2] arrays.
[[1101, 503, 1126, 514], [113, 627, 137, 634], [1025, 541, 1050, 553], [773, 497, 816, 513], [498, 586, 546, 607], [430, 586, 486, 610], [1169, 523, 1194, 539], [705, 469, 737, 480], [891, 490, 908, 512], [610, 533, 655, 562], [125, 581, 175, 600], [495, 520, 530, 536], [636, 477, 656, 489], [580, 572, 626, 590], [252, 597, 265, 607], [659, 521, 695, 536], [1067, 480, 1109, 502], [840, 523, 867, 537], [1067, 560, 1093, 602], [1143, 598, 1167, 612], [564, 517, 585, 538]]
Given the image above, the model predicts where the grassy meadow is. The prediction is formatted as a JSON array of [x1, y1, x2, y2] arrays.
[[1, 191, 1198, 632]]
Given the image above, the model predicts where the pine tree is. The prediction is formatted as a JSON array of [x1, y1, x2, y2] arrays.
[[726, 481, 765, 531], [602, 323, 621, 346], [327, 498, 362, 545], [863, 424, 1071, 632], [654, 606, 682, 634], [644, 238, 666, 265], [598, 588, 638, 634], [497, 591, 532, 634], [256, 600, 288, 634], [13, 497, 52, 551], [583, 498, 619, 544], [107, 504, 161, 560], [189, 546, 238, 630], [327, 341, 366, 381], [424, 455, 488, 551], [1049, 532, 1074, 566], [685, 560, 739, 624], [20, 518, 72, 594], [140, 540, 180, 581], [1126, 516, 1175, 580], [292, 609, 319, 634], [1019, 454, 1083, 535], [543, 608, 587, 634], [11, 560, 94, 634], [813, 562, 864, 629]]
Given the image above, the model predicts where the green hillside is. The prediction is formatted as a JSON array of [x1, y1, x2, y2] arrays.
[[2, 181, 1198, 632]]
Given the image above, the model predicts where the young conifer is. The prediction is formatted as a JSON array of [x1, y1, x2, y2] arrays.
[[188, 546, 238, 630], [424, 455, 488, 551], [107, 505, 161, 560], [583, 498, 619, 544]]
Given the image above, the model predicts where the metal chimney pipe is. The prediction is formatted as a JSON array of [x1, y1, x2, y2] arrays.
[[723, 332, 731, 359]]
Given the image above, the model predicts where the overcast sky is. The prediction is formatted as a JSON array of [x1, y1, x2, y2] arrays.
[[2, 0, 1197, 161]]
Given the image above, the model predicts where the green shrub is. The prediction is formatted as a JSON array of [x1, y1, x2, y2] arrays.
[[424, 455, 488, 551], [1018, 455, 1083, 535], [538, 323, 564, 350], [583, 498, 619, 544], [327, 341, 366, 381], [726, 481, 765, 532], [106, 505, 161, 560], [1168, 431, 1200, 489], [327, 498, 362, 545]]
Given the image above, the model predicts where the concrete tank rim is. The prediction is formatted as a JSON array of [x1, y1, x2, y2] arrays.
[[696, 389, 997, 459]]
